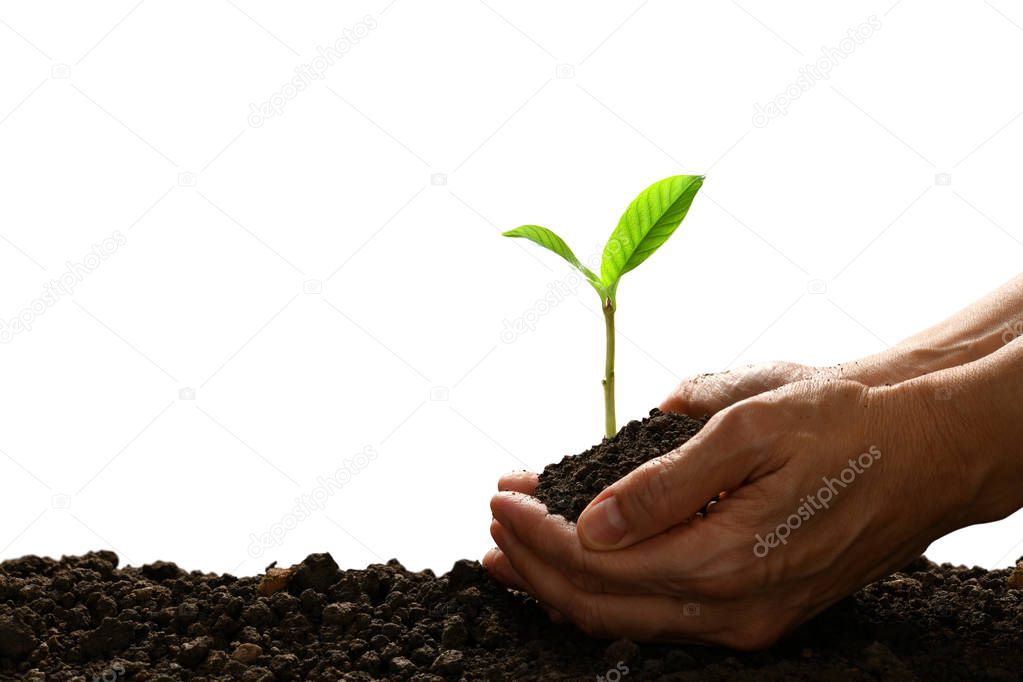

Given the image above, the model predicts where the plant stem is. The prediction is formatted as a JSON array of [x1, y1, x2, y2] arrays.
[[602, 298, 616, 438]]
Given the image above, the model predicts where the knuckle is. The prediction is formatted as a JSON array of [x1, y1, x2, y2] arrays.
[[560, 593, 602, 635], [675, 378, 696, 405], [726, 619, 783, 651], [672, 373, 717, 415], [691, 575, 746, 601], [677, 530, 762, 600], [686, 563, 753, 601], [572, 601, 610, 638], [627, 455, 679, 524], [564, 557, 605, 594], [772, 360, 811, 383], [714, 400, 769, 440], [565, 572, 602, 594], [558, 589, 587, 622]]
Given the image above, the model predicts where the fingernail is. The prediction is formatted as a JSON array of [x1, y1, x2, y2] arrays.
[[482, 548, 500, 570], [543, 605, 567, 624], [579, 496, 627, 547]]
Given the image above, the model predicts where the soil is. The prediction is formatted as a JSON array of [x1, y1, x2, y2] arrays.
[[2, 410, 1022, 681], [534, 409, 707, 523]]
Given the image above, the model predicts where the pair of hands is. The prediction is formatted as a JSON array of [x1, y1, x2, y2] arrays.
[[483, 357, 1000, 649]]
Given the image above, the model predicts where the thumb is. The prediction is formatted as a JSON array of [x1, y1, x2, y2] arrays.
[[576, 418, 759, 550], [660, 362, 811, 417], [659, 372, 736, 417]]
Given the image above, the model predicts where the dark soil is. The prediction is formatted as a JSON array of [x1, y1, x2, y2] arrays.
[[3, 410, 1022, 681], [534, 409, 707, 522]]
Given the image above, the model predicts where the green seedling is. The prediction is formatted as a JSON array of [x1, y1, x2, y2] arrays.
[[503, 175, 704, 438]]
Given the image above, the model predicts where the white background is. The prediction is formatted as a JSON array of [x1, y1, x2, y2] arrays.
[[2, 0, 1022, 577]]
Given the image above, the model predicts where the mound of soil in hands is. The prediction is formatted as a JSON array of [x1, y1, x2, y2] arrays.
[[3, 410, 1023, 680], [534, 409, 706, 522]]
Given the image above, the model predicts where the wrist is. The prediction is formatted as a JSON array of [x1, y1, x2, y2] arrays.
[[831, 334, 1000, 388], [823, 348, 925, 387], [857, 320, 1018, 385], [894, 343, 1023, 526], [863, 380, 981, 537]]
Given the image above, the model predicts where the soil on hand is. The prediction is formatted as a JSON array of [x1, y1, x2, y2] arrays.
[[534, 409, 706, 522], [3, 411, 1023, 680]]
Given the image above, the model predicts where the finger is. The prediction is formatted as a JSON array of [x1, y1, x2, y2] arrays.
[[577, 410, 767, 550], [491, 518, 724, 642], [482, 546, 531, 593], [497, 471, 539, 495], [543, 605, 568, 623], [495, 520, 788, 649], [492, 491, 725, 594], [486, 541, 568, 623], [660, 362, 808, 417], [660, 371, 736, 416], [491, 492, 646, 592]]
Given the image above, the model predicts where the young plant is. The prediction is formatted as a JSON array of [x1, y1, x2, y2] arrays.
[[503, 175, 704, 438]]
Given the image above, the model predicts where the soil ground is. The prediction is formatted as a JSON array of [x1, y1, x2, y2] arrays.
[[2, 410, 1021, 680]]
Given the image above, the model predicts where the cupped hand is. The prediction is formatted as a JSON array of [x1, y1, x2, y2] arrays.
[[659, 361, 815, 417], [484, 379, 976, 649], [658, 350, 962, 418]]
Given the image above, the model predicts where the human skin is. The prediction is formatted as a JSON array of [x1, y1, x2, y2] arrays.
[[659, 273, 1023, 417], [483, 274, 1023, 649]]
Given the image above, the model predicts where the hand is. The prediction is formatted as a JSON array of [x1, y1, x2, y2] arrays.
[[663, 270, 1023, 416], [485, 379, 982, 649], [659, 360, 815, 417], [659, 352, 964, 418]]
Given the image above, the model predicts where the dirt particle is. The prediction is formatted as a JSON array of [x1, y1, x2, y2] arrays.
[[604, 638, 640, 667], [78, 616, 134, 657], [322, 601, 358, 627], [431, 649, 464, 677], [441, 615, 468, 649], [141, 560, 184, 581], [177, 636, 211, 668], [291, 553, 340, 593], [257, 566, 295, 597], [1007, 561, 1023, 589], [232, 642, 263, 664], [862, 641, 914, 681], [241, 666, 274, 681], [0, 613, 36, 659]]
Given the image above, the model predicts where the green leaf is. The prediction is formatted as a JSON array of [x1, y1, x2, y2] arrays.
[[600, 175, 704, 289], [502, 225, 603, 291]]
